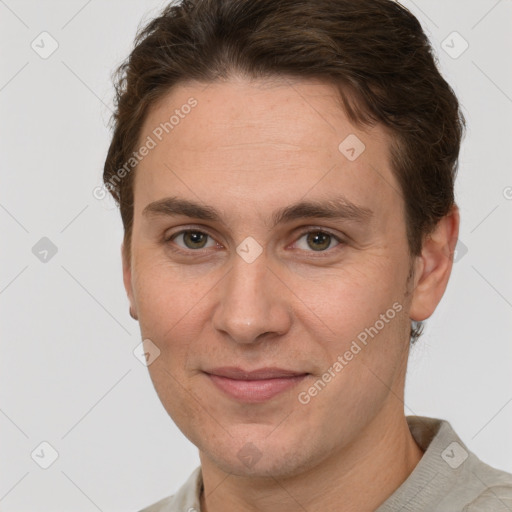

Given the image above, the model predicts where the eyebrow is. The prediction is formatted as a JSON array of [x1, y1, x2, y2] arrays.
[[142, 195, 373, 228]]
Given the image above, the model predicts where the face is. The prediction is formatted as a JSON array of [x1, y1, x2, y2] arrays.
[[123, 77, 447, 478]]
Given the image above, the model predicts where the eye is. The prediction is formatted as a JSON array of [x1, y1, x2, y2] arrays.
[[165, 227, 344, 255], [294, 230, 341, 252], [167, 230, 218, 250]]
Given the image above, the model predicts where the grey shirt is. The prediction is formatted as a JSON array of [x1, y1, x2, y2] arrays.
[[139, 415, 512, 512]]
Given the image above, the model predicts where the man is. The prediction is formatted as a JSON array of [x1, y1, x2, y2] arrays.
[[103, 0, 512, 510]]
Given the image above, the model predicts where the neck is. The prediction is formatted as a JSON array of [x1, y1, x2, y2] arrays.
[[199, 408, 424, 512]]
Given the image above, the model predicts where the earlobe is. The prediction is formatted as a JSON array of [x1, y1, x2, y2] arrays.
[[409, 206, 460, 322], [121, 242, 138, 320]]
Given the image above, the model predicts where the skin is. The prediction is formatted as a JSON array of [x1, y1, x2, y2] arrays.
[[122, 76, 459, 512]]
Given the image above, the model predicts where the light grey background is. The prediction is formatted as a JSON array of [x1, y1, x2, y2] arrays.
[[1, 0, 511, 511]]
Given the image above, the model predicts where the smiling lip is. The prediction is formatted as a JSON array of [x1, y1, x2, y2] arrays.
[[204, 367, 309, 402]]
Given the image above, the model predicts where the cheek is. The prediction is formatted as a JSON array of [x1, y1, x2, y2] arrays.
[[290, 255, 407, 339], [288, 258, 410, 397], [132, 261, 209, 435], [132, 257, 221, 391], [132, 254, 209, 335]]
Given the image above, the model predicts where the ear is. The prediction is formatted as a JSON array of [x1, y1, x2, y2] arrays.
[[121, 242, 137, 320], [409, 205, 460, 322]]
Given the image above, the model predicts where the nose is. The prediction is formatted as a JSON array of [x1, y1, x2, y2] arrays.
[[211, 249, 292, 345]]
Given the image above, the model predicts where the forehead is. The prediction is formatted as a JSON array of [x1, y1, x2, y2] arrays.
[[133, 77, 401, 220], [139, 77, 390, 154]]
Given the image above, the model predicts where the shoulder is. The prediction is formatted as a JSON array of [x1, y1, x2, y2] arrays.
[[402, 416, 512, 512], [461, 455, 512, 511], [463, 484, 512, 511]]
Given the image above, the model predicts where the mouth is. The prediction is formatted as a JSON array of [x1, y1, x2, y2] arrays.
[[203, 367, 310, 403]]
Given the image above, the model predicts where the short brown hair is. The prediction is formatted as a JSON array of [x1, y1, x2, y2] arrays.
[[103, 0, 465, 343]]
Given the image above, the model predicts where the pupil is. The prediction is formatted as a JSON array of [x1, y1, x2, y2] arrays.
[[186, 231, 206, 248], [308, 232, 330, 251]]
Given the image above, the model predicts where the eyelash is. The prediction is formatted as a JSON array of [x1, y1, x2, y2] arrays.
[[163, 227, 345, 256]]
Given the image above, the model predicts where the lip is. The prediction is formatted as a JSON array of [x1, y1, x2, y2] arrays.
[[205, 366, 307, 380], [204, 367, 309, 403]]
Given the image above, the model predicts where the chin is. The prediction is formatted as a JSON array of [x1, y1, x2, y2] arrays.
[[201, 433, 320, 480]]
